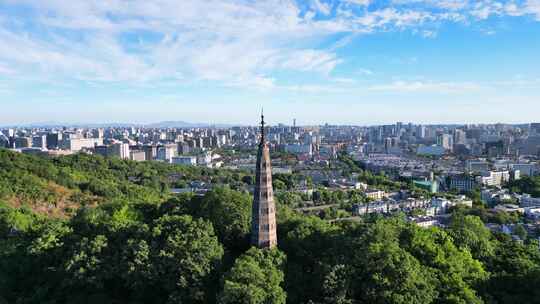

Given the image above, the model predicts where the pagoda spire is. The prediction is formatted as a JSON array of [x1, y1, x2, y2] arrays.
[[260, 108, 265, 144]]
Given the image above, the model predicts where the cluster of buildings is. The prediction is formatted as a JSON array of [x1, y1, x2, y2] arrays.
[[0, 122, 347, 167], [351, 193, 473, 226], [360, 122, 540, 158], [0, 126, 232, 168]]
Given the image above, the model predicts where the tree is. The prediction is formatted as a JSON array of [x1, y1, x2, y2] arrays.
[[513, 224, 528, 240], [400, 225, 487, 303], [482, 236, 540, 303], [279, 214, 338, 303], [322, 264, 353, 304], [273, 179, 287, 191], [149, 214, 224, 303], [448, 214, 494, 260], [190, 187, 252, 253], [220, 248, 286, 304], [351, 242, 438, 304], [275, 192, 303, 208]]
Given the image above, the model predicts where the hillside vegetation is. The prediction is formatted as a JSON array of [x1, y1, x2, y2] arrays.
[[0, 149, 249, 216]]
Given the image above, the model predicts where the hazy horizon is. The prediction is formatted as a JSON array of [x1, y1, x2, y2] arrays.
[[1, 119, 538, 128]]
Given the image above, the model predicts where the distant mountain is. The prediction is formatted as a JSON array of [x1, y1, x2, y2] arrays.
[[145, 121, 235, 128]]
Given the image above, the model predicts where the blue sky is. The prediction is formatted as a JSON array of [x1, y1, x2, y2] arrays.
[[0, 0, 539, 125]]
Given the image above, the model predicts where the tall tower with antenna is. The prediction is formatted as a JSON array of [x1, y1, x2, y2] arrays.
[[251, 110, 278, 248]]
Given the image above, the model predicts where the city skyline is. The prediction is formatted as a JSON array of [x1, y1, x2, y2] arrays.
[[1, 119, 539, 128], [1, 0, 540, 124]]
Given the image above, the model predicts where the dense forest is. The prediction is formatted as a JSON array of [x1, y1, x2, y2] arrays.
[[2, 149, 540, 304]]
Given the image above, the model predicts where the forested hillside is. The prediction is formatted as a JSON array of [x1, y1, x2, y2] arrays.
[[2, 150, 540, 303], [0, 149, 250, 217]]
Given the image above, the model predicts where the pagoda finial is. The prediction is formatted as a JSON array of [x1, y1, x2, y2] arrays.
[[260, 108, 265, 143]]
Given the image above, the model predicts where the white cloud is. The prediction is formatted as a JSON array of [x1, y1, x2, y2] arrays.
[[368, 80, 483, 93], [354, 8, 436, 29], [391, 0, 468, 10], [358, 68, 374, 75], [0, 63, 16, 76], [526, 0, 540, 19], [420, 30, 438, 38], [435, 0, 469, 11], [332, 77, 356, 83], [281, 84, 347, 93], [344, 0, 371, 6], [225, 76, 276, 90], [312, 0, 332, 15], [0, 0, 539, 89], [279, 49, 342, 74], [0, 0, 351, 85]]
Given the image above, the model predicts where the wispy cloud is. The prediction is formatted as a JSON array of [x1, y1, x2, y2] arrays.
[[368, 80, 484, 93], [358, 68, 374, 76], [0, 0, 539, 89], [0, 62, 16, 76], [332, 77, 356, 84]]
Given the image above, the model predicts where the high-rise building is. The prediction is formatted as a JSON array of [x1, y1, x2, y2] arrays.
[[32, 135, 47, 149], [46, 133, 62, 150], [437, 134, 453, 151], [143, 145, 157, 161], [92, 128, 104, 139], [156, 144, 177, 162], [530, 123, 540, 135], [110, 143, 130, 159], [251, 113, 277, 249], [416, 125, 426, 139], [395, 122, 403, 136], [15, 137, 32, 148], [454, 129, 466, 145]]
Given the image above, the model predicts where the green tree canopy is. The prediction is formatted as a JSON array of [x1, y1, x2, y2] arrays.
[[220, 248, 286, 304], [448, 214, 495, 260]]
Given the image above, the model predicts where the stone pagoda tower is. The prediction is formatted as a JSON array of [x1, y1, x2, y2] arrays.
[[251, 111, 278, 249]]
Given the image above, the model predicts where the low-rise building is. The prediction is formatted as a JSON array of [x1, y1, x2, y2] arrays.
[[365, 189, 386, 200], [413, 180, 439, 193], [426, 196, 473, 216], [283, 144, 313, 156], [466, 160, 490, 173], [481, 189, 514, 205], [172, 156, 197, 166], [520, 194, 540, 207], [476, 170, 510, 187], [448, 174, 477, 193], [525, 207, 540, 220], [494, 204, 524, 214], [130, 150, 146, 161], [63, 138, 103, 152], [416, 145, 445, 156], [510, 163, 538, 176], [411, 216, 440, 228]]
